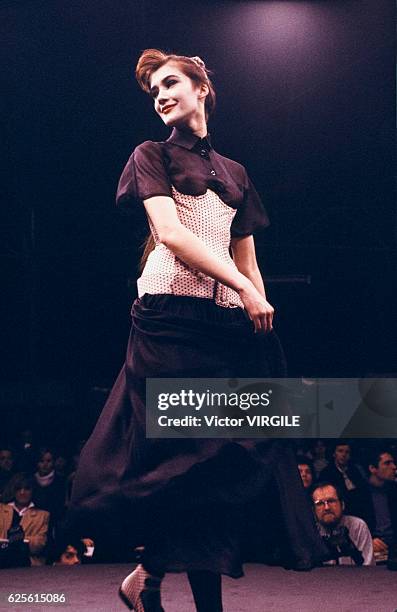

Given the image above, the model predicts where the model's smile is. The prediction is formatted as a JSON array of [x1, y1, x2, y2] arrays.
[[162, 103, 177, 114]]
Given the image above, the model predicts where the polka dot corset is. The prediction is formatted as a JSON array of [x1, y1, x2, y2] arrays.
[[137, 186, 244, 309]]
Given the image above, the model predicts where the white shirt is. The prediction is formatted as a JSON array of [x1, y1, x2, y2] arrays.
[[318, 514, 375, 566], [8, 501, 35, 517]]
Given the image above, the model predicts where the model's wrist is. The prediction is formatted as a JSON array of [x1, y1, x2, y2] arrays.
[[236, 275, 253, 295]]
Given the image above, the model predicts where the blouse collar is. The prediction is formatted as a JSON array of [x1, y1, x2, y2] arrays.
[[166, 127, 212, 151], [8, 501, 35, 516]]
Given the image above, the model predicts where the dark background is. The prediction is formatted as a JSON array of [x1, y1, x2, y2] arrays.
[[0, 0, 395, 437]]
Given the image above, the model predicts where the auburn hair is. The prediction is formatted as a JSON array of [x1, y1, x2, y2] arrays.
[[135, 49, 216, 270], [135, 48, 216, 119]]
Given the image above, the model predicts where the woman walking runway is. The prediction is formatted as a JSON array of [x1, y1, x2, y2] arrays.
[[70, 49, 327, 611]]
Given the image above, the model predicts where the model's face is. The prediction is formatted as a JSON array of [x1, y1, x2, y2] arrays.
[[150, 62, 207, 129], [0, 450, 13, 472], [298, 464, 313, 488], [38, 452, 54, 476], [334, 445, 350, 467], [312, 485, 343, 527], [371, 453, 397, 482], [15, 486, 32, 507]]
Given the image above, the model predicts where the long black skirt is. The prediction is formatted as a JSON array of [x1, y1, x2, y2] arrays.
[[70, 294, 327, 576]]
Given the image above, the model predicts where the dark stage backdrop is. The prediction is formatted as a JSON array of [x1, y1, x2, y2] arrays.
[[0, 0, 395, 431]]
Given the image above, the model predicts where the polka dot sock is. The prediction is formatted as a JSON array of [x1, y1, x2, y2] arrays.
[[119, 564, 163, 611]]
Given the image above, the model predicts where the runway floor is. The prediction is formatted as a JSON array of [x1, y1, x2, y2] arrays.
[[0, 564, 396, 612]]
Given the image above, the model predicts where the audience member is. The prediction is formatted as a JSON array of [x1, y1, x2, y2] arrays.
[[294, 441, 311, 462], [54, 453, 69, 479], [318, 440, 368, 518], [298, 460, 314, 489], [310, 439, 329, 478], [0, 446, 15, 501], [311, 481, 374, 566], [50, 536, 95, 565], [52, 540, 84, 566], [33, 448, 66, 526], [362, 447, 397, 564], [0, 473, 49, 567]]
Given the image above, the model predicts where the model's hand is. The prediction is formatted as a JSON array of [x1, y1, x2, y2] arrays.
[[239, 282, 274, 333], [373, 537, 388, 553]]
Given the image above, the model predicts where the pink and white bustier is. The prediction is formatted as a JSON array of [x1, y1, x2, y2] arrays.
[[137, 186, 244, 309]]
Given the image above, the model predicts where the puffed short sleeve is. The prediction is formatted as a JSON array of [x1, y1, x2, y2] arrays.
[[115, 141, 172, 209], [230, 171, 270, 237]]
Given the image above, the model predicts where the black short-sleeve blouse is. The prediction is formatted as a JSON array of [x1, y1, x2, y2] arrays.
[[116, 127, 269, 236]]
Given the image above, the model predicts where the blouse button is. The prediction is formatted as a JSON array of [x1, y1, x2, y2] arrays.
[[200, 149, 208, 157], [210, 169, 216, 176]]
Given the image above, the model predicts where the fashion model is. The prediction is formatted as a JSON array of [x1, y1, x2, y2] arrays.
[[70, 49, 326, 612]]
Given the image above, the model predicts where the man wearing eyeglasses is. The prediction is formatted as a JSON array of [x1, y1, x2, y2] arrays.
[[312, 482, 375, 566]]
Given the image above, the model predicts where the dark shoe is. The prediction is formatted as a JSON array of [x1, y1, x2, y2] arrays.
[[118, 565, 164, 611]]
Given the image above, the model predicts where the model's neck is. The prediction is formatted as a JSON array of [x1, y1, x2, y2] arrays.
[[182, 113, 207, 138], [191, 125, 207, 138]]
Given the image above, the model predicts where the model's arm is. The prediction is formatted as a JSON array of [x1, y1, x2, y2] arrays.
[[143, 196, 273, 332], [230, 235, 267, 298]]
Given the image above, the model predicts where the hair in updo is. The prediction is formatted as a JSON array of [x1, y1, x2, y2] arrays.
[[135, 48, 216, 119]]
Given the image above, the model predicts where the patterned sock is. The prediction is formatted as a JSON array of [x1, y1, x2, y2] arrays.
[[120, 564, 163, 612]]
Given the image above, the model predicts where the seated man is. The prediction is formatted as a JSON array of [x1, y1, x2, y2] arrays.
[[311, 481, 374, 566], [51, 537, 95, 566], [0, 473, 49, 567], [318, 441, 368, 519], [53, 541, 84, 566], [0, 446, 15, 501], [363, 447, 397, 565], [298, 460, 314, 490]]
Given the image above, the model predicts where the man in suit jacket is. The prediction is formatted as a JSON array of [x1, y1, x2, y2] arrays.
[[361, 447, 397, 564], [0, 473, 49, 566], [318, 440, 368, 519]]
